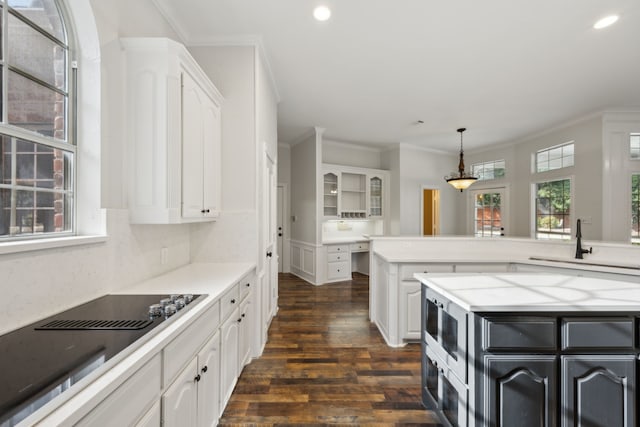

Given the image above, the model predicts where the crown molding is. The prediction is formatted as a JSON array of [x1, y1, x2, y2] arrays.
[[150, 0, 189, 44]]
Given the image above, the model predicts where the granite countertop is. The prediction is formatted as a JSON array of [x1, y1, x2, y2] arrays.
[[415, 272, 640, 312]]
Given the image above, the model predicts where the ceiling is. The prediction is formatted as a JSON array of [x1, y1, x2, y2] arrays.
[[152, 0, 640, 152]]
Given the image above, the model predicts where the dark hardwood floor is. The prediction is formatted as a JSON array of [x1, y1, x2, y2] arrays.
[[218, 273, 442, 426]]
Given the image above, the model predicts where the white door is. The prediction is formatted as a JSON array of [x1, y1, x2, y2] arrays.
[[470, 188, 508, 237], [277, 185, 284, 273]]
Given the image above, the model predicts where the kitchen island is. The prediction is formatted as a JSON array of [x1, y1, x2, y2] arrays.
[[417, 272, 640, 427]]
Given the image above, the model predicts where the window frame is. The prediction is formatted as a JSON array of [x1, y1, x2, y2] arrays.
[[0, 0, 77, 242], [535, 141, 575, 173], [470, 159, 506, 182], [531, 176, 573, 240]]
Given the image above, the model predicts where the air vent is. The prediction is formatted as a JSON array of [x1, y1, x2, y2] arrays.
[[35, 319, 153, 331]]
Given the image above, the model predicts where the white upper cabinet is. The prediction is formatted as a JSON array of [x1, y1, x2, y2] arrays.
[[122, 38, 223, 224], [321, 164, 388, 220]]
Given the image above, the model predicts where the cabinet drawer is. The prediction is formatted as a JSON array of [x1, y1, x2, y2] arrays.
[[163, 301, 220, 388], [239, 275, 253, 302], [327, 252, 348, 262], [77, 353, 161, 427], [327, 261, 350, 280], [483, 317, 557, 350], [220, 283, 240, 321], [349, 242, 369, 252], [561, 318, 634, 349], [327, 244, 349, 253], [401, 263, 453, 280]]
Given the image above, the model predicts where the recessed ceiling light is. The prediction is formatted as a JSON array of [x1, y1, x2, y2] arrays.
[[313, 6, 331, 22], [593, 15, 619, 29]]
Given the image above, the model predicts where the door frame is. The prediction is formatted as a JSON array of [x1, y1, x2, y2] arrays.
[[277, 182, 290, 273], [420, 185, 442, 236]]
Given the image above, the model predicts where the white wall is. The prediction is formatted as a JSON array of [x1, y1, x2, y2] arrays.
[[322, 139, 382, 169], [466, 115, 604, 239], [398, 145, 460, 236], [188, 46, 258, 263], [380, 146, 401, 235]]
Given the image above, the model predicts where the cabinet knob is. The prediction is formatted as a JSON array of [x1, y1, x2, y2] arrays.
[[237, 317, 242, 323], [201, 365, 208, 373], [194, 374, 201, 382], [231, 299, 236, 304], [246, 283, 250, 287], [266, 251, 273, 258], [241, 313, 246, 318]]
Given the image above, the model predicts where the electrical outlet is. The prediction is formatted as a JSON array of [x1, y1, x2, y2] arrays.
[[161, 247, 168, 265]]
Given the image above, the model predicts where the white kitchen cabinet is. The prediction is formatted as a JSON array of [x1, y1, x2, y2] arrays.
[[196, 331, 221, 427], [368, 174, 384, 218], [162, 358, 198, 427], [76, 353, 161, 427], [220, 307, 240, 408], [322, 170, 340, 218], [122, 37, 223, 224], [326, 244, 351, 282], [134, 400, 160, 427], [399, 280, 422, 340], [163, 331, 221, 427], [238, 298, 252, 368]]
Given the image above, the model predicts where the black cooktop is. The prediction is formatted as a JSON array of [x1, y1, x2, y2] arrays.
[[0, 294, 204, 426]]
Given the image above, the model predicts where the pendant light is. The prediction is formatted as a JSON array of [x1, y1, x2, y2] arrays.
[[444, 127, 477, 192]]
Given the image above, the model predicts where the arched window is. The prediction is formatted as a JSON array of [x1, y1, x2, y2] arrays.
[[0, 0, 74, 240]]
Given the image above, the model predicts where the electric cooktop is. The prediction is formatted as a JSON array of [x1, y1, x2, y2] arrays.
[[0, 293, 205, 426]]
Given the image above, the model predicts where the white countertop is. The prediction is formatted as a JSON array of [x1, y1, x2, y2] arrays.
[[415, 272, 640, 312], [24, 262, 255, 427], [322, 236, 369, 244]]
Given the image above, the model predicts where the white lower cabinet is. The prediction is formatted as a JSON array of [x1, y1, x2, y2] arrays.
[[162, 358, 198, 427], [239, 298, 252, 368], [220, 307, 240, 408], [399, 280, 422, 340], [162, 331, 221, 427], [76, 353, 161, 427], [135, 401, 161, 427]]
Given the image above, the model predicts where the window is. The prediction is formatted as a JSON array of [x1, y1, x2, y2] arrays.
[[474, 191, 504, 237], [632, 174, 640, 244], [535, 179, 571, 239], [536, 142, 574, 172], [471, 159, 505, 181], [0, 0, 74, 240], [630, 133, 640, 159]]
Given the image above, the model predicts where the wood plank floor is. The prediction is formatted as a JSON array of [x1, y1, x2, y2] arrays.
[[219, 273, 442, 426]]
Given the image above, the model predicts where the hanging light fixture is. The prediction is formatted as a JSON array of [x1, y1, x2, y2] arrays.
[[444, 127, 477, 192]]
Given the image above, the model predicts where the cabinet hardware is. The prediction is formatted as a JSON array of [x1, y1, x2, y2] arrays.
[[241, 313, 245, 318], [266, 251, 273, 257], [237, 318, 242, 323], [231, 299, 236, 304], [194, 374, 201, 382], [246, 283, 250, 287], [201, 366, 208, 373]]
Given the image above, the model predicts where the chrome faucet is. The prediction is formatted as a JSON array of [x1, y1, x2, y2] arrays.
[[575, 218, 592, 259]]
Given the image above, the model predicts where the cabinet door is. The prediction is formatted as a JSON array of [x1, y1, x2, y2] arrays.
[[239, 299, 252, 368], [484, 355, 557, 427], [201, 93, 221, 217], [220, 308, 240, 407], [135, 400, 160, 427], [400, 280, 421, 340], [197, 331, 221, 427], [323, 171, 339, 217], [163, 358, 198, 427], [561, 355, 636, 427], [368, 175, 383, 218], [182, 70, 206, 219]]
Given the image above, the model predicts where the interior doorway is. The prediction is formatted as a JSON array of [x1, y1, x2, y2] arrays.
[[421, 188, 440, 235], [277, 185, 284, 273]]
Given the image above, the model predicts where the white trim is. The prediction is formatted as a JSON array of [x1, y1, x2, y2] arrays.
[[0, 234, 107, 255], [467, 185, 510, 237], [323, 138, 386, 153]]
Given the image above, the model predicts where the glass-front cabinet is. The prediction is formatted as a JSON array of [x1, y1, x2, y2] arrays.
[[368, 175, 383, 218], [323, 171, 339, 218], [340, 172, 366, 218]]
